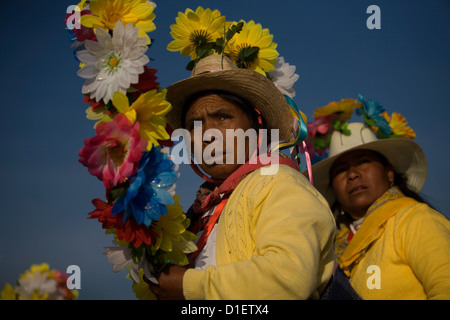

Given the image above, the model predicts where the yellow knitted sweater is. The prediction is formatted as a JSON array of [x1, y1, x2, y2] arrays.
[[182, 165, 336, 300], [335, 187, 450, 299]]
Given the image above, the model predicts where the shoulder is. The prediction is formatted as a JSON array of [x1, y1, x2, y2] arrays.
[[234, 164, 334, 222], [243, 164, 328, 201], [393, 199, 450, 238]]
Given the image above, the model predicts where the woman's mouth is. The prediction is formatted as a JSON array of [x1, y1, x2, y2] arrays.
[[349, 185, 368, 196]]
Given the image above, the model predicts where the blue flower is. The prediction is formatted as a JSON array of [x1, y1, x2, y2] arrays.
[[357, 94, 392, 136], [112, 147, 178, 227]]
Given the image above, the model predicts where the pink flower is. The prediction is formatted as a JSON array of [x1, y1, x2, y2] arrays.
[[79, 113, 147, 188], [307, 115, 334, 138]]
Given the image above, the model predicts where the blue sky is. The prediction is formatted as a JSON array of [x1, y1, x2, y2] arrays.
[[0, 0, 449, 299]]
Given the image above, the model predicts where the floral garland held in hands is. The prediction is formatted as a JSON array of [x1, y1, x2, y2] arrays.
[[303, 94, 416, 164], [65, 0, 197, 300]]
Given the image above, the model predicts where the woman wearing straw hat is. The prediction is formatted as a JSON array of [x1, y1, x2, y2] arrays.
[[310, 121, 450, 300], [146, 54, 336, 300]]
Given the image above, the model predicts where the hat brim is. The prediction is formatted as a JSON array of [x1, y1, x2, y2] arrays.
[[306, 139, 428, 206], [166, 68, 293, 141]]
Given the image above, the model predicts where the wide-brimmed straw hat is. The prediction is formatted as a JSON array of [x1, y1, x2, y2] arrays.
[[166, 54, 294, 141], [308, 122, 427, 206]]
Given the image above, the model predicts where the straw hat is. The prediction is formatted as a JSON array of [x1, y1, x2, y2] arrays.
[[309, 122, 427, 206], [166, 54, 294, 141]]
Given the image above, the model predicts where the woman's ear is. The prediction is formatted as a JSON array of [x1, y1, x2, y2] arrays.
[[386, 163, 395, 185]]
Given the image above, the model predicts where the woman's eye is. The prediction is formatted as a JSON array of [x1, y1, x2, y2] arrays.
[[331, 167, 347, 177], [219, 114, 231, 120], [357, 158, 371, 165]]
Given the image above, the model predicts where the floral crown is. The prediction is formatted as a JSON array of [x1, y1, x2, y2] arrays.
[[65, 0, 197, 300], [304, 94, 416, 164], [167, 6, 309, 164]]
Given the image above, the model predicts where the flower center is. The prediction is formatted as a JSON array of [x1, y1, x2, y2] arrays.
[[108, 57, 120, 68], [190, 29, 212, 48], [107, 141, 126, 166], [235, 44, 260, 69], [104, 53, 122, 73]]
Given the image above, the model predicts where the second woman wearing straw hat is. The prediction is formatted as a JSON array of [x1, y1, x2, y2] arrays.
[[309, 109, 450, 299]]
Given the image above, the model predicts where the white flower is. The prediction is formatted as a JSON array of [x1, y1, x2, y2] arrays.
[[269, 56, 300, 98], [15, 269, 58, 299], [77, 20, 150, 104], [104, 241, 141, 283]]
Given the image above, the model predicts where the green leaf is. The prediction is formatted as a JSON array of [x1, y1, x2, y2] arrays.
[[314, 138, 329, 149], [186, 60, 197, 71], [226, 21, 244, 41], [214, 37, 225, 54]]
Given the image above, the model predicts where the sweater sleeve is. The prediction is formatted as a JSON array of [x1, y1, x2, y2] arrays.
[[398, 203, 450, 299], [183, 166, 336, 300]]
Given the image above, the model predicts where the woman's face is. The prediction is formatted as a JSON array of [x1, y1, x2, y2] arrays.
[[330, 149, 395, 220], [184, 93, 253, 180]]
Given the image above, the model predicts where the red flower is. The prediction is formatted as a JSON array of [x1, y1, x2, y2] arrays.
[[131, 67, 159, 93], [88, 198, 158, 248]]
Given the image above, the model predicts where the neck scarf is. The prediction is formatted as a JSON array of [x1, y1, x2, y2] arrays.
[[335, 187, 417, 276]]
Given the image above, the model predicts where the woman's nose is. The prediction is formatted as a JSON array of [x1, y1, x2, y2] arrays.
[[347, 166, 361, 181]]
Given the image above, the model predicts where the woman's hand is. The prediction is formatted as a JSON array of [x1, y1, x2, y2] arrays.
[[147, 265, 187, 300]]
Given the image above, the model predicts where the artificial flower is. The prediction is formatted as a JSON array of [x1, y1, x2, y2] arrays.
[[132, 269, 156, 300], [268, 56, 300, 98], [74, 10, 97, 42], [307, 115, 334, 138], [112, 89, 172, 151], [112, 146, 179, 226], [380, 111, 416, 139], [225, 20, 279, 74], [77, 20, 150, 104], [83, 95, 117, 128], [167, 6, 227, 59], [78, 113, 148, 188], [104, 241, 140, 282], [88, 198, 117, 229], [80, 0, 156, 45], [0, 283, 17, 300], [357, 94, 392, 137], [130, 66, 159, 93], [1, 263, 78, 300], [88, 198, 158, 248], [152, 195, 196, 254], [313, 98, 362, 121]]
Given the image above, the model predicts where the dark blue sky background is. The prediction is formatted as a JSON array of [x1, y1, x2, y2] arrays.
[[0, 0, 449, 299]]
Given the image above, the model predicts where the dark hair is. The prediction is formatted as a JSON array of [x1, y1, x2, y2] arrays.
[[331, 150, 434, 224], [181, 90, 267, 131]]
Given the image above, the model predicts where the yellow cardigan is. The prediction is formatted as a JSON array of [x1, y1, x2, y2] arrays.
[[335, 187, 450, 299], [182, 164, 336, 300]]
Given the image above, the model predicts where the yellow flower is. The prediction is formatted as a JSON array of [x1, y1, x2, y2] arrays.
[[131, 269, 157, 300], [76, 0, 88, 9], [167, 6, 227, 59], [380, 112, 416, 138], [151, 195, 197, 256], [225, 20, 279, 75], [313, 99, 362, 121], [80, 0, 156, 45], [112, 89, 172, 151], [85, 105, 114, 128], [1, 283, 17, 300]]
